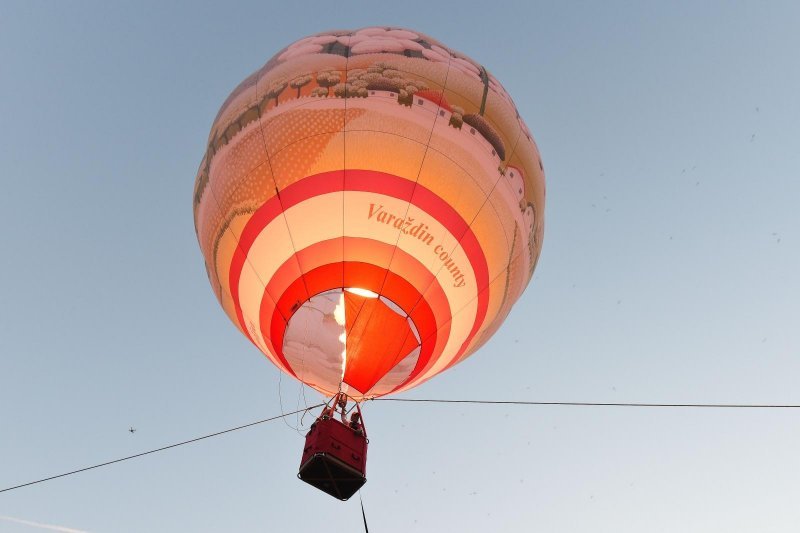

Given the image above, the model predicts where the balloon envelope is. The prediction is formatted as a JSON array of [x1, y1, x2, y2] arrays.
[[193, 27, 545, 399]]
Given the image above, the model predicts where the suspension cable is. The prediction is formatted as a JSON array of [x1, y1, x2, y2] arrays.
[[372, 398, 800, 408], [0, 404, 324, 494]]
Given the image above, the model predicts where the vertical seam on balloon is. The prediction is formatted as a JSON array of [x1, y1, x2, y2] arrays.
[[417, 99, 526, 285], [345, 292, 419, 395], [197, 184, 251, 329], [253, 63, 312, 305], [340, 37, 353, 392], [385, 235, 530, 395], [203, 81, 281, 308], [409, 126, 523, 317], [338, 33, 353, 392], [498, 223, 518, 321], [399, 126, 525, 381], [207, 161, 289, 325], [342, 53, 455, 372], [202, 75, 300, 371], [205, 179, 270, 303], [361, 325, 418, 398], [342, 33, 352, 300], [203, 183, 294, 375]]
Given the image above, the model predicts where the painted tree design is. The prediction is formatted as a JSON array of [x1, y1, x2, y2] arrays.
[[332, 82, 368, 98], [265, 78, 288, 108], [316, 71, 341, 96], [345, 62, 429, 106], [290, 74, 312, 98]]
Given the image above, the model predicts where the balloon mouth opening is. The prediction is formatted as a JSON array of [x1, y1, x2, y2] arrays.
[[281, 288, 422, 398]]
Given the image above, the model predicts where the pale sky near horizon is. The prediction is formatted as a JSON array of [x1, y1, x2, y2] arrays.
[[1, 1, 799, 532]]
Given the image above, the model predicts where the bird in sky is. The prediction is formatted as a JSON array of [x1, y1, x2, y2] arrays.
[[129, 427, 136, 434]]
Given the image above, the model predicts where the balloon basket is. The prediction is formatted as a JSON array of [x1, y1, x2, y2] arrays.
[[298, 397, 368, 500]]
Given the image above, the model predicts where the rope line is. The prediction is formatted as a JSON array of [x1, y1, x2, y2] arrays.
[[5, 396, 797, 495], [373, 398, 800, 408], [359, 490, 369, 532], [0, 404, 324, 494]]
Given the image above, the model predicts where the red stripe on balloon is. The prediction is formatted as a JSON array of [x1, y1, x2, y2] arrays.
[[265, 261, 441, 394], [257, 238, 450, 341], [229, 170, 489, 384], [259, 238, 449, 390]]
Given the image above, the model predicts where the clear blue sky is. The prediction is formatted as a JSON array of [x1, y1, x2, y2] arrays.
[[1, 1, 799, 531]]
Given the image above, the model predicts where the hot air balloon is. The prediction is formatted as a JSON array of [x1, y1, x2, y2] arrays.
[[193, 27, 545, 499]]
